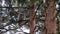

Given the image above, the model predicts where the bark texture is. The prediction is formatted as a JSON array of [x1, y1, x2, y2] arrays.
[[29, 2, 36, 34], [44, 0, 57, 34]]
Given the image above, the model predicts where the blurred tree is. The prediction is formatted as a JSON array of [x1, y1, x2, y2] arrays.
[[29, 0, 36, 34], [44, 0, 57, 34]]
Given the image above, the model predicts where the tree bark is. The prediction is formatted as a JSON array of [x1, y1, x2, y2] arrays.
[[44, 0, 57, 34], [29, 2, 36, 34]]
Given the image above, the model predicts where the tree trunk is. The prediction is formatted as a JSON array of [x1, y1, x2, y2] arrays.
[[44, 0, 57, 34], [29, 2, 36, 34]]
